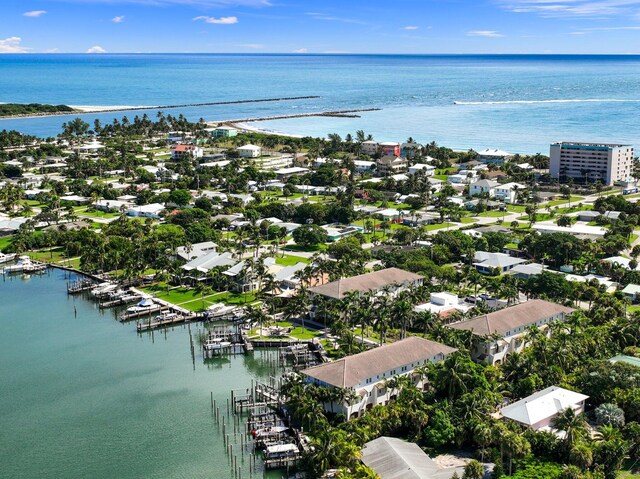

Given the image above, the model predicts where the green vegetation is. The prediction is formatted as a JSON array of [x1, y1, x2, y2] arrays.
[[0, 103, 76, 117]]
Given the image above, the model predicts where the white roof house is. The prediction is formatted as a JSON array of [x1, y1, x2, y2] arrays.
[[473, 251, 528, 274], [176, 241, 217, 261], [182, 251, 237, 273], [127, 203, 165, 219], [237, 144, 262, 158], [500, 386, 589, 431], [533, 223, 607, 237], [414, 292, 472, 315], [408, 163, 436, 176]]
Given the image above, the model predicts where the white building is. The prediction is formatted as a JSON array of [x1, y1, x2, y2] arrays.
[[414, 292, 472, 315], [500, 386, 589, 432], [550, 142, 634, 186], [301, 337, 457, 419], [253, 155, 292, 170], [494, 182, 525, 204], [407, 163, 436, 176], [237, 144, 262, 158], [477, 148, 513, 164], [170, 144, 203, 160], [127, 203, 165, 219], [469, 179, 499, 197]]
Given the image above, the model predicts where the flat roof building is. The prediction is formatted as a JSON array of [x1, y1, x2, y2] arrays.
[[550, 142, 634, 186]]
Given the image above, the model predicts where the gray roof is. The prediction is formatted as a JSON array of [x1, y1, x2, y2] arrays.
[[447, 299, 574, 337], [182, 251, 237, 273], [301, 336, 456, 389], [473, 251, 527, 269], [510, 263, 545, 276], [308, 268, 423, 300], [361, 437, 465, 479]]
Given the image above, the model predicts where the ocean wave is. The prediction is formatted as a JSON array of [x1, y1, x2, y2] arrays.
[[453, 99, 640, 105]]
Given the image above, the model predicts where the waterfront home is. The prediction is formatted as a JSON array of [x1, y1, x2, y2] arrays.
[[0, 216, 29, 236], [301, 336, 456, 419], [361, 437, 466, 479], [473, 251, 528, 274], [212, 126, 238, 138], [376, 155, 407, 176], [170, 144, 204, 160], [308, 268, 423, 301], [469, 179, 499, 197], [181, 251, 237, 275], [500, 386, 588, 433], [477, 148, 514, 164], [237, 144, 262, 158], [447, 300, 575, 365]]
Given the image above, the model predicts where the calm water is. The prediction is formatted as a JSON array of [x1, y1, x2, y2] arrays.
[[1, 54, 639, 153], [0, 269, 279, 479]]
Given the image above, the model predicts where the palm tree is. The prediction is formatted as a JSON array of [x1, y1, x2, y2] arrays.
[[569, 442, 593, 471], [501, 431, 531, 475], [552, 407, 589, 450]]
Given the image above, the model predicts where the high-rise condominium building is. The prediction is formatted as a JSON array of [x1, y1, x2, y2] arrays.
[[549, 142, 634, 186]]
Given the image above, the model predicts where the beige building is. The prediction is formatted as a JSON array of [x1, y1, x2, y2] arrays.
[[550, 142, 634, 186], [301, 337, 457, 419], [446, 299, 574, 365], [376, 155, 407, 176]]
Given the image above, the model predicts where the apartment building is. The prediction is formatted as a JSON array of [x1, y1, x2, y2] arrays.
[[550, 142, 634, 186]]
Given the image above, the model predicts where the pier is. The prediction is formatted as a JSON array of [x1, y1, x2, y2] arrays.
[[214, 107, 382, 125], [136, 312, 198, 332], [99, 293, 141, 309], [67, 278, 96, 294]]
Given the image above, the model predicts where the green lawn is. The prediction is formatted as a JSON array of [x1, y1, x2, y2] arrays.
[[458, 217, 478, 224], [476, 211, 506, 218], [506, 204, 527, 213], [0, 235, 14, 252], [283, 243, 327, 253], [75, 207, 121, 219], [630, 234, 639, 245], [545, 196, 584, 207], [141, 285, 258, 310], [432, 175, 448, 181], [275, 254, 310, 266], [423, 222, 453, 231]]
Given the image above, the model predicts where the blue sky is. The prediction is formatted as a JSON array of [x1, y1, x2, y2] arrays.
[[2, 0, 640, 54]]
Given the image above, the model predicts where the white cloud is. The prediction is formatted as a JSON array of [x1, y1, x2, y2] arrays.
[[306, 12, 368, 25], [86, 45, 107, 53], [23, 10, 47, 17], [112, 15, 125, 23], [193, 15, 239, 24], [467, 30, 504, 37], [404, 25, 419, 30], [292, 48, 308, 53], [498, 0, 640, 17], [44, 48, 61, 53], [240, 43, 263, 49], [0, 37, 30, 53]]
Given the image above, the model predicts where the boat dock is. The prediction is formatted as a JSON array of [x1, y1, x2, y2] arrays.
[[99, 293, 141, 309], [67, 278, 96, 294], [136, 311, 198, 332]]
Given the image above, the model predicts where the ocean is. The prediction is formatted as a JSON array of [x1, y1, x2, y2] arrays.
[[0, 54, 639, 153], [0, 270, 281, 479]]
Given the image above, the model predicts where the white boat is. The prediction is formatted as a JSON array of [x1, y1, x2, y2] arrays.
[[0, 252, 16, 264], [252, 426, 289, 439], [264, 443, 299, 459], [90, 283, 117, 297], [206, 303, 237, 319], [203, 337, 232, 351], [126, 297, 155, 313], [2, 256, 33, 273], [155, 311, 180, 321]]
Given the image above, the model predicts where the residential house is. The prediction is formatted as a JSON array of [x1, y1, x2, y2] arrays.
[[494, 182, 525, 204], [181, 251, 237, 275], [376, 156, 407, 176], [253, 155, 293, 170], [322, 224, 364, 242], [407, 163, 436, 176], [301, 336, 457, 419], [510, 263, 545, 280], [473, 251, 528, 274], [308, 267, 423, 301], [361, 140, 379, 156], [171, 144, 203, 160], [414, 292, 473, 316], [176, 241, 217, 262], [400, 141, 423, 159], [353, 160, 376, 174], [274, 167, 309, 181], [477, 148, 514, 164], [500, 386, 589, 432], [576, 210, 602, 222], [469, 179, 499, 197], [622, 284, 640, 302], [361, 437, 466, 479], [212, 126, 238, 138], [380, 142, 401, 157], [447, 299, 575, 365], [127, 203, 165, 219], [237, 144, 262, 158], [94, 199, 131, 212]]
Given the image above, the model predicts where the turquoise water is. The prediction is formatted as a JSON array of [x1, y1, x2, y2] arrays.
[[0, 269, 278, 479], [0, 54, 639, 153]]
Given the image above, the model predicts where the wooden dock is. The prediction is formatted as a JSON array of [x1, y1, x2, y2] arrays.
[[136, 313, 198, 332], [119, 305, 167, 321], [99, 293, 140, 309], [67, 278, 95, 294]]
